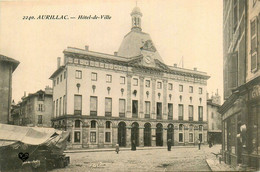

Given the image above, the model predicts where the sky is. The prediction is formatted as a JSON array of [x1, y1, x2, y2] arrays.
[[0, 0, 223, 103]]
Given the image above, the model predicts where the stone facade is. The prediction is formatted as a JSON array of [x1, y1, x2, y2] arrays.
[[0, 54, 19, 124], [50, 7, 210, 149]]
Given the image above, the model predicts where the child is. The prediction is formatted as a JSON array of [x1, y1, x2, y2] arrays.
[[115, 144, 119, 154]]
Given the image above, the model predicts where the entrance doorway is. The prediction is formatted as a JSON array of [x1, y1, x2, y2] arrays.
[[131, 122, 139, 146], [118, 122, 126, 147], [144, 123, 151, 146], [167, 124, 174, 146], [156, 123, 163, 146]]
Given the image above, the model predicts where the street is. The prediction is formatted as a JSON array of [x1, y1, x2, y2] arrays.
[[52, 145, 221, 172]]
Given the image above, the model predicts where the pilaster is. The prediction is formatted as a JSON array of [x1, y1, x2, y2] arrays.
[[139, 127, 144, 147], [98, 125, 104, 148], [127, 75, 132, 118], [163, 80, 168, 119], [151, 78, 156, 119], [151, 127, 156, 146], [112, 126, 118, 147], [139, 77, 144, 118]]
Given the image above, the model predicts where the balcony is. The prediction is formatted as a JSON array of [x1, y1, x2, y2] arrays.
[[145, 114, 150, 119], [157, 115, 162, 120], [119, 113, 125, 118], [132, 114, 138, 118], [105, 112, 112, 117], [90, 111, 97, 116], [178, 116, 183, 120], [74, 110, 82, 115]]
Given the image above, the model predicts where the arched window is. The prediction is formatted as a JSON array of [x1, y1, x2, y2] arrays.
[[74, 120, 82, 143], [189, 125, 194, 143], [90, 120, 97, 143], [179, 124, 184, 143]]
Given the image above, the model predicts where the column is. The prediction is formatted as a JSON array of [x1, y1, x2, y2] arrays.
[[98, 125, 104, 148], [162, 80, 168, 120], [139, 127, 144, 147], [126, 126, 131, 147], [112, 126, 118, 147], [139, 77, 144, 118], [151, 127, 156, 146], [163, 128, 167, 146], [126, 75, 132, 118], [151, 78, 156, 119]]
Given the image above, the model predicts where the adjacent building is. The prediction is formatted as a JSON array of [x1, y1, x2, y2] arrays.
[[220, 0, 260, 170], [207, 91, 222, 144], [50, 7, 210, 149], [11, 86, 53, 127], [0, 54, 19, 124]]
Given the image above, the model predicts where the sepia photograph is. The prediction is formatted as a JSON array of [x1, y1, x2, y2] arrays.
[[0, 0, 259, 171]]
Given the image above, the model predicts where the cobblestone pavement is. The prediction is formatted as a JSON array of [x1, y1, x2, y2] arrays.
[[52, 145, 222, 172]]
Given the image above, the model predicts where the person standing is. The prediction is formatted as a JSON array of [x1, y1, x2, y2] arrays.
[[167, 139, 172, 151], [198, 139, 201, 150]]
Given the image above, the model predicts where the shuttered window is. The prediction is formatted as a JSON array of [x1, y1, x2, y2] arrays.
[[251, 17, 258, 71], [228, 52, 238, 89]]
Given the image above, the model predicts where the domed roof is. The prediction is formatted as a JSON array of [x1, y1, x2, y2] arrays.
[[131, 6, 142, 16]]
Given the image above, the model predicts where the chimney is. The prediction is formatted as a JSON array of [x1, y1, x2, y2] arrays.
[[173, 64, 177, 67], [194, 67, 197, 71], [114, 52, 118, 56], [57, 57, 61, 69], [85, 45, 89, 51]]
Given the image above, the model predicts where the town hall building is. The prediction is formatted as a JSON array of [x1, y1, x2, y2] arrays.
[[50, 7, 210, 149]]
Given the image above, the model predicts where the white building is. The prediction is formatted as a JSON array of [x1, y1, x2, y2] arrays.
[[50, 7, 210, 149]]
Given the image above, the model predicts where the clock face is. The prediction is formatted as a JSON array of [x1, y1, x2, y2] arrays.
[[144, 55, 151, 64]]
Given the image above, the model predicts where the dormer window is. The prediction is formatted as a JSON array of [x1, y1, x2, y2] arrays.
[[38, 92, 44, 101]]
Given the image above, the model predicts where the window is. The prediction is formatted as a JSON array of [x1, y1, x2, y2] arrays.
[[211, 112, 214, 118], [145, 80, 150, 87], [90, 96, 97, 116], [57, 76, 59, 84], [145, 101, 150, 118], [157, 102, 162, 119], [120, 76, 125, 84], [54, 80, 56, 86], [178, 104, 183, 120], [132, 100, 138, 118], [105, 132, 111, 142], [199, 87, 203, 94], [179, 85, 183, 92], [75, 70, 82, 79], [91, 72, 97, 81], [38, 93, 44, 101], [90, 132, 96, 143], [56, 99, 58, 117], [38, 104, 43, 111], [59, 97, 62, 116], [199, 125, 203, 132], [188, 105, 194, 121], [251, 17, 258, 71], [189, 125, 194, 143], [38, 115, 42, 124], [157, 82, 162, 89], [133, 78, 138, 86], [74, 131, 81, 143], [233, 0, 238, 32], [168, 103, 173, 120], [119, 99, 125, 117], [91, 120, 96, 128], [106, 74, 112, 83], [75, 120, 81, 128], [179, 124, 184, 143], [168, 83, 173, 90], [74, 95, 82, 115], [60, 74, 62, 82], [106, 121, 111, 129], [198, 106, 203, 121], [189, 86, 193, 93], [105, 98, 112, 117]]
